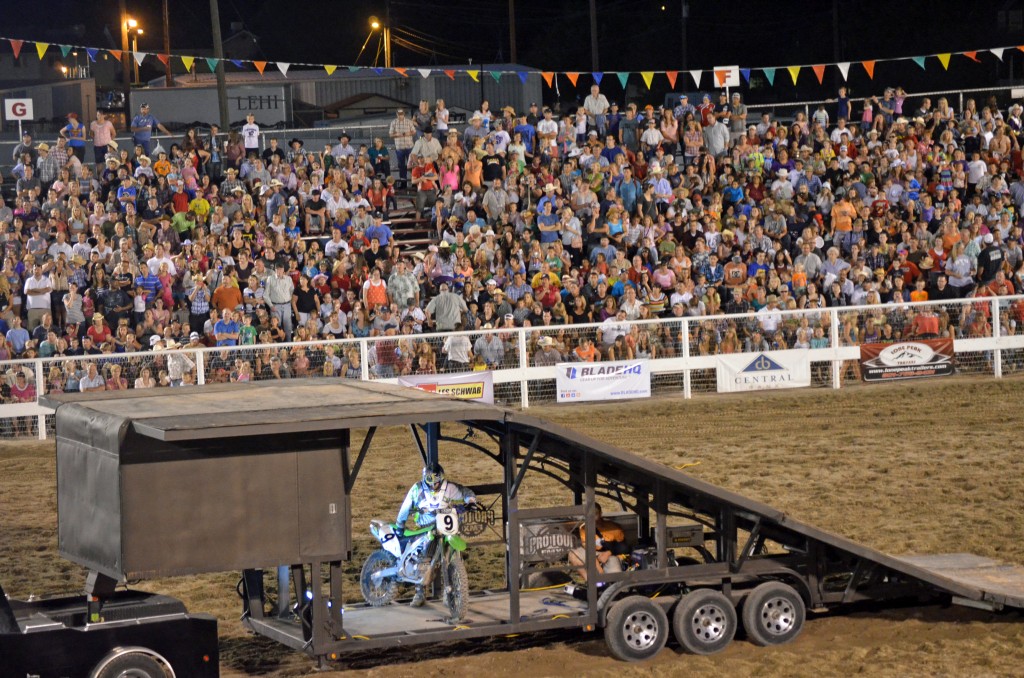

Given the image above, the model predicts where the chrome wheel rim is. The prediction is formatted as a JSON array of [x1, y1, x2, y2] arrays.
[[759, 596, 796, 636], [622, 610, 660, 651], [690, 603, 729, 644]]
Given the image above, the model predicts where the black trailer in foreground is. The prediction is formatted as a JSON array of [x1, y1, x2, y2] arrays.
[[34, 379, 1024, 670]]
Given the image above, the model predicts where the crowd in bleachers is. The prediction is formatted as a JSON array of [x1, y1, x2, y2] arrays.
[[2, 83, 1024, 398]]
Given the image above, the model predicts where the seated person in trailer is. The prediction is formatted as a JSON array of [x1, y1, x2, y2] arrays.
[[396, 463, 477, 606], [568, 503, 627, 582]]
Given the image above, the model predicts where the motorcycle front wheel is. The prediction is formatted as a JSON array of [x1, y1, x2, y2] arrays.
[[443, 551, 470, 622], [360, 549, 399, 606]]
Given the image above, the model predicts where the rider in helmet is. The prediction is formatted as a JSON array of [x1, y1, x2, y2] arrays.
[[396, 462, 477, 607]]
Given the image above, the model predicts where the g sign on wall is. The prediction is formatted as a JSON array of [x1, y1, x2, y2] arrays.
[[4, 99, 34, 121]]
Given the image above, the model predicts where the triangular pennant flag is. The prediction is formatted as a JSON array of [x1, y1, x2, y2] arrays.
[[9, 40, 23, 59], [665, 71, 678, 88], [417, 68, 431, 78], [689, 69, 701, 87], [541, 72, 554, 87], [937, 53, 951, 70], [156, 53, 169, 66], [837, 62, 851, 80], [445, 69, 457, 80], [347, 65, 361, 72], [762, 68, 775, 86], [565, 72, 580, 86], [86, 48, 98, 62], [516, 71, 528, 84], [253, 60, 267, 75], [911, 56, 926, 70], [373, 67, 383, 75], [991, 48, 1005, 61], [467, 70, 480, 82], [35, 43, 48, 59], [108, 49, 122, 62], [640, 71, 654, 89], [787, 65, 800, 84], [714, 69, 728, 86], [740, 68, 751, 83], [1018, 45, 1024, 53], [963, 51, 980, 63], [231, 59, 243, 68], [134, 51, 148, 67], [324, 65, 337, 76], [812, 65, 826, 84], [276, 62, 290, 77], [616, 72, 629, 88], [489, 70, 502, 82], [592, 72, 603, 85], [393, 67, 408, 78], [205, 57, 218, 72], [59, 44, 71, 57], [181, 55, 195, 71], [861, 60, 875, 79]]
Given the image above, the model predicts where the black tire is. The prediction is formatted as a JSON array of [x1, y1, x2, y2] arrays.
[[603, 595, 669, 662], [443, 551, 470, 622], [741, 582, 806, 646], [672, 589, 737, 655], [360, 549, 398, 606], [93, 651, 169, 678]]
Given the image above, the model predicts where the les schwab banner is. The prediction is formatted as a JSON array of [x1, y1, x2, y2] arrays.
[[716, 350, 811, 393], [860, 339, 955, 382], [398, 371, 494, 403], [556, 360, 652, 403]]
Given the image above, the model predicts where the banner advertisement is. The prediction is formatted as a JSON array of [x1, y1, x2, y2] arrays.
[[860, 339, 955, 382], [555, 360, 651, 403], [716, 350, 811, 393], [518, 518, 582, 563], [398, 371, 494, 403]]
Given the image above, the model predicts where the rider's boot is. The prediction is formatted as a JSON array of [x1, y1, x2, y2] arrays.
[[410, 586, 425, 607]]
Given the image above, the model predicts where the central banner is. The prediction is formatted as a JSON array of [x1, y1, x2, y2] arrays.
[[555, 360, 652, 403], [398, 371, 494, 403], [716, 350, 811, 392]]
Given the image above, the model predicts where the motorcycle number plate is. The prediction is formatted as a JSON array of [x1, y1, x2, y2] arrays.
[[435, 508, 459, 536]]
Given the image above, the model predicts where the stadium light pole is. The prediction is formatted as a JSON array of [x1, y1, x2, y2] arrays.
[[163, 0, 173, 86], [209, 0, 230, 128]]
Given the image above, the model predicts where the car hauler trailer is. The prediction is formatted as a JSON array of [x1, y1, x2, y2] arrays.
[[38, 379, 1024, 668]]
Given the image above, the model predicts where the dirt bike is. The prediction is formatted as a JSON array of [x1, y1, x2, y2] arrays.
[[360, 502, 474, 622]]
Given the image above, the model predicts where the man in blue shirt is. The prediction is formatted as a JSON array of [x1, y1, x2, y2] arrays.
[[134, 262, 160, 304], [130, 103, 170, 155], [364, 212, 393, 247], [5, 317, 30, 354], [117, 174, 138, 212], [214, 308, 240, 346]]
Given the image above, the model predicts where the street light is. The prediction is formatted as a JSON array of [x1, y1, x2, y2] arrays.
[[125, 18, 143, 84], [367, 15, 391, 67]]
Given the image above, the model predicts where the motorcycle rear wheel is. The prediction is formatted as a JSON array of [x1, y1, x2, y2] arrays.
[[443, 551, 470, 622], [360, 549, 399, 606]]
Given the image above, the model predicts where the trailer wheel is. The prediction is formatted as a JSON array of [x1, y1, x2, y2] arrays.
[[604, 595, 669, 662], [672, 589, 737, 655], [360, 549, 398, 606], [741, 582, 805, 646], [92, 650, 170, 678]]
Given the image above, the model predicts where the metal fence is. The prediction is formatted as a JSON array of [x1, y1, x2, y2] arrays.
[[3, 294, 1023, 440]]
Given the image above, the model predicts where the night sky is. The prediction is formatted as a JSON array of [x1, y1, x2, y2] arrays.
[[12, 0, 1024, 101]]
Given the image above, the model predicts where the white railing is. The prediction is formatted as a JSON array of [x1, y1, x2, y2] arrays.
[[2, 294, 1022, 440]]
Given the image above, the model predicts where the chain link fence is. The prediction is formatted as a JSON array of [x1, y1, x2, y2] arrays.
[[1, 296, 1023, 439]]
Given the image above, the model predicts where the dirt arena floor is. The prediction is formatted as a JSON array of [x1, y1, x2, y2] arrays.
[[3, 376, 1024, 677]]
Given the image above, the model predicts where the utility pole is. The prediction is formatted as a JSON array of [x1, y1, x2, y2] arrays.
[[680, 0, 688, 72], [163, 0, 173, 86], [589, 0, 599, 71], [509, 0, 518, 64], [384, 0, 393, 68], [119, 0, 131, 114], [209, 0, 230, 128]]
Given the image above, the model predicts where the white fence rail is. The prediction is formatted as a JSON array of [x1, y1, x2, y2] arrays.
[[2, 295, 1023, 440]]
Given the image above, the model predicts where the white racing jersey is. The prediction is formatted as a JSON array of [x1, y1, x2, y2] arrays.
[[397, 480, 476, 527]]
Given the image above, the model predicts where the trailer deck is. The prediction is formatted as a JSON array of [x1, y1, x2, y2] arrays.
[[41, 379, 1024, 666]]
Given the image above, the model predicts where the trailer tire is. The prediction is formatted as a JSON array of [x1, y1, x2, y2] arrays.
[[603, 595, 669, 662], [741, 582, 805, 646], [92, 650, 170, 678], [360, 549, 399, 607], [672, 589, 737, 655]]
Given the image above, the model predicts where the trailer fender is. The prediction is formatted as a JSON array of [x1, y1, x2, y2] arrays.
[[595, 581, 634, 626], [90, 646, 177, 678], [735, 568, 814, 609]]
